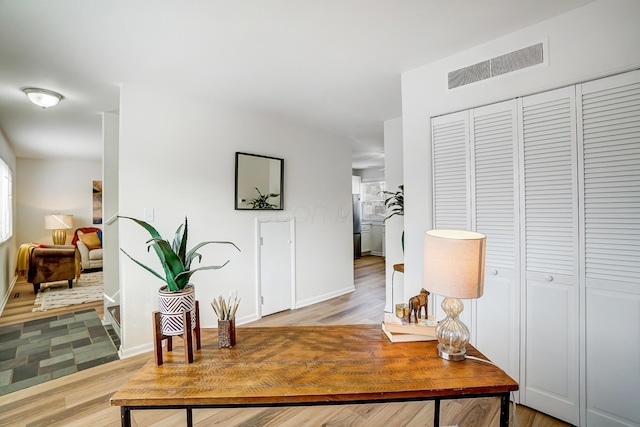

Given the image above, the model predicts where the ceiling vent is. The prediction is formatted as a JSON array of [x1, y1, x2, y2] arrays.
[[448, 42, 544, 89]]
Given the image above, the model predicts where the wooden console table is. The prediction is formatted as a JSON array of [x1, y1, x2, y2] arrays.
[[110, 325, 518, 427]]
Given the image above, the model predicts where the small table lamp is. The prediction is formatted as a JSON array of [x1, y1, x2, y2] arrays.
[[45, 214, 74, 245], [423, 229, 486, 361]]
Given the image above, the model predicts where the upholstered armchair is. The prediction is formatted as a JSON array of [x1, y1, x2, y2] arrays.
[[27, 245, 78, 293], [73, 227, 103, 271]]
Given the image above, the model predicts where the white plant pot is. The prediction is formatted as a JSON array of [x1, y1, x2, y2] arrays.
[[158, 284, 196, 336]]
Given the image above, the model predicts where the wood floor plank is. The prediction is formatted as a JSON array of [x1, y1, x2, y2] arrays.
[[0, 256, 572, 427], [0, 277, 104, 327]]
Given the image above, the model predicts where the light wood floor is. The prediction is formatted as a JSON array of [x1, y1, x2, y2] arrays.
[[0, 256, 572, 427], [0, 276, 104, 328]]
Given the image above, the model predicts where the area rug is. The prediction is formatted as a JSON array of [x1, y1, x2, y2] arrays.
[[33, 271, 103, 312], [0, 308, 119, 396]]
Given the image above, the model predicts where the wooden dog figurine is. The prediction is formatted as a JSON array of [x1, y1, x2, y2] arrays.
[[408, 288, 430, 323]]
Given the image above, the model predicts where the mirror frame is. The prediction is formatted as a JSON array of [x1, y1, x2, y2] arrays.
[[234, 152, 284, 210]]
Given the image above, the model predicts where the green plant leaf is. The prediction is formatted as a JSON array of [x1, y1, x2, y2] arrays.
[[172, 224, 184, 255], [185, 241, 240, 270], [120, 215, 240, 292], [174, 261, 231, 283], [248, 187, 279, 209], [119, 216, 163, 239], [147, 238, 186, 289], [381, 185, 404, 222], [177, 217, 188, 266], [145, 240, 181, 291], [120, 216, 181, 289], [120, 248, 167, 283]]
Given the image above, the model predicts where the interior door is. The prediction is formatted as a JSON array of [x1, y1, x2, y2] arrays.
[[431, 111, 472, 326], [469, 100, 520, 382], [519, 86, 579, 425], [578, 70, 640, 427], [260, 220, 293, 317]]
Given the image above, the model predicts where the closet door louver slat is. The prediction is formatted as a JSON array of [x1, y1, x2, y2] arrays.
[[472, 107, 517, 269], [432, 112, 469, 230], [522, 96, 576, 275], [582, 80, 640, 286]]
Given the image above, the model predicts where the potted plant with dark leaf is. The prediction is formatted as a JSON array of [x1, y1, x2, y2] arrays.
[[381, 185, 404, 250], [248, 187, 280, 209], [119, 216, 240, 336]]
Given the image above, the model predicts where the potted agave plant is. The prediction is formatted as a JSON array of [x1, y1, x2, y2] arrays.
[[120, 216, 239, 336]]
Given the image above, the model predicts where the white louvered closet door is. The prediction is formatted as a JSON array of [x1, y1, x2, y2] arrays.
[[578, 70, 640, 427], [519, 86, 580, 425], [469, 100, 520, 383], [432, 111, 470, 230], [431, 111, 472, 326]]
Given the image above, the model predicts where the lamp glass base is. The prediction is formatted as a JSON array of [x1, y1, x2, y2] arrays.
[[437, 343, 466, 361]]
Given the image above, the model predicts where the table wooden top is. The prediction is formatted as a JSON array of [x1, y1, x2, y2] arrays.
[[110, 325, 518, 407], [393, 263, 404, 273]]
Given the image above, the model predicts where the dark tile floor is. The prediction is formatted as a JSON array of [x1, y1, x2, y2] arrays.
[[0, 308, 119, 396]]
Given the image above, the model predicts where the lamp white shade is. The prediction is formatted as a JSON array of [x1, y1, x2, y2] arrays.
[[423, 229, 486, 299], [44, 214, 74, 230]]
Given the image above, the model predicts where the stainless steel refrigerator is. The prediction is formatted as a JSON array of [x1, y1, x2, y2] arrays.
[[353, 194, 361, 259]]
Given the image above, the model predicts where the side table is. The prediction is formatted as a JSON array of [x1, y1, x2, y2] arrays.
[[392, 263, 404, 309]]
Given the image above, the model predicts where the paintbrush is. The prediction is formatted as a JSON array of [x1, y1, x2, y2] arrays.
[[219, 296, 227, 320], [230, 297, 241, 320], [211, 298, 222, 319]]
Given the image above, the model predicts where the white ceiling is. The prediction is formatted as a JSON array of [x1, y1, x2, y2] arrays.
[[0, 0, 596, 169]]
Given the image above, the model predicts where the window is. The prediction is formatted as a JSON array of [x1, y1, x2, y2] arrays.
[[0, 157, 12, 243], [361, 181, 386, 222]]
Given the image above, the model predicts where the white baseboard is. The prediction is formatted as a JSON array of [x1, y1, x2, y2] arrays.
[[200, 313, 259, 329], [119, 342, 154, 359], [295, 285, 355, 309], [117, 288, 355, 358]]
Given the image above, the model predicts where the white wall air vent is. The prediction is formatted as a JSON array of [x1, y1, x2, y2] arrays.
[[448, 42, 545, 89]]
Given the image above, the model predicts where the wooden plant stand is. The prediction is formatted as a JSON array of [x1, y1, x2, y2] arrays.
[[152, 300, 201, 365]]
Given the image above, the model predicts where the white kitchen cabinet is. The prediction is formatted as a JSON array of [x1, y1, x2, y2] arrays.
[[361, 223, 371, 253], [370, 223, 384, 256], [352, 175, 361, 194]]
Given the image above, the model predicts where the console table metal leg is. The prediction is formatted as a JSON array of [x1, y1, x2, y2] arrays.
[[186, 407, 193, 427], [499, 393, 510, 427], [433, 399, 440, 427], [121, 407, 131, 427]]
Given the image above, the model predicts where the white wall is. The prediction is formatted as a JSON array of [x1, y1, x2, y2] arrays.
[[102, 112, 119, 329], [16, 158, 102, 245], [0, 130, 16, 314], [118, 83, 354, 356], [383, 117, 404, 312], [354, 167, 384, 183], [401, 0, 640, 297]]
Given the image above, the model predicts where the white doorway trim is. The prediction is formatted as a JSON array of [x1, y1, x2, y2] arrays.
[[255, 217, 296, 319]]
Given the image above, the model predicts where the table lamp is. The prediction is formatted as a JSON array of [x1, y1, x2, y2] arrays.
[[45, 214, 74, 245], [423, 229, 486, 361]]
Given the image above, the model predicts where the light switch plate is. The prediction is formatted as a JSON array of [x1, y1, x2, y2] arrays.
[[144, 208, 154, 222]]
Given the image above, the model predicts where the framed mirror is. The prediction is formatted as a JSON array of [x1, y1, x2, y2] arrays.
[[235, 152, 284, 210]]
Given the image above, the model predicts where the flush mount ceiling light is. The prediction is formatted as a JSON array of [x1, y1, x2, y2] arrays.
[[21, 87, 64, 108]]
